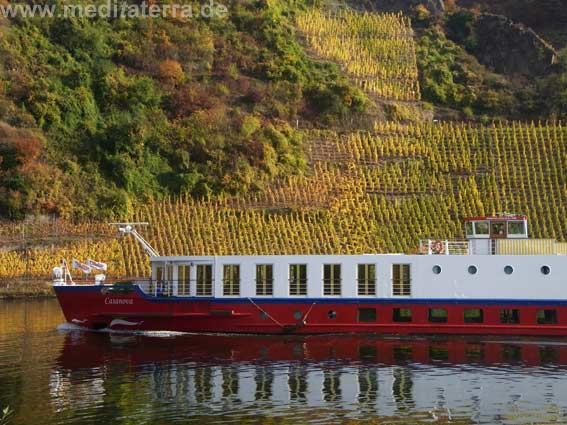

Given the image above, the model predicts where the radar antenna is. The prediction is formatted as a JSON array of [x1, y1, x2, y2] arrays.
[[109, 222, 159, 257]]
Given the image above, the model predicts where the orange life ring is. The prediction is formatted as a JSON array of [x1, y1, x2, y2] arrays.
[[431, 240, 444, 254]]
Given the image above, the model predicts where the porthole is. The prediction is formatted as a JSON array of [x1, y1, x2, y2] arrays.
[[293, 311, 302, 320], [504, 265, 514, 275], [260, 311, 268, 320], [468, 265, 478, 275], [432, 265, 442, 275], [328, 310, 337, 319], [541, 265, 551, 275]]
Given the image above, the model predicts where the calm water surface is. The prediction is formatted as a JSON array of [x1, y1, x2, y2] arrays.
[[2, 299, 567, 424]]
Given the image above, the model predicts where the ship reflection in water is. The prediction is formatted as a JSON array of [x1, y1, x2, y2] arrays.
[[51, 330, 567, 424]]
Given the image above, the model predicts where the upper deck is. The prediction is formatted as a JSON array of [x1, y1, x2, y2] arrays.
[[145, 252, 567, 301], [420, 215, 567, 256]]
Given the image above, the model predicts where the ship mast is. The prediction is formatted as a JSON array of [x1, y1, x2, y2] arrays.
[[109, 222, 159, 257]]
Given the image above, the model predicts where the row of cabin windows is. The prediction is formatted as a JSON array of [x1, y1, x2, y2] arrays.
[[156, 263, 411, 297], [358, 308, 558, 324], [224, 263, 404, 296]]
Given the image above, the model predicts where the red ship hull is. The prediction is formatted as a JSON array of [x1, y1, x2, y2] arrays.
[[54, 284, 567, 335]]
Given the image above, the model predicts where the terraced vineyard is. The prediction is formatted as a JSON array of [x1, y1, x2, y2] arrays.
[[2, 121, 567, 279], [296, 9, 420, 101], [2, 9, 567, 280]]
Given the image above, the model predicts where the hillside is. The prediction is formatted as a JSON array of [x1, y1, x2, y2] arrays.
[[0, 0, 371, 219], [3, 1, 567, 281]]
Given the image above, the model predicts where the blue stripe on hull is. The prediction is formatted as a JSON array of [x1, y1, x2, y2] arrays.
[[53, 284, 567, 306]]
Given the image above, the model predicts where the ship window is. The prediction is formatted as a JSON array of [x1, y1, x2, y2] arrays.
[[508, 221, 525, 235], [222, 265, 240, 296], [432, 265, 442, 275], [358, 308, 376, 322], [159, 264, 173, 296], [392, 264, 411, 296], [491, 222, 505, 236], [178, 265, 191, 296], [468, 265, 478, 275], [475, 221, 489, 235], [196, 264, 213, 296], [357, 264, 376, 296], [256, 264, 274, 296], [465, 221, 473, 235], [289, 264, 307, 296], [323, 264, 341, 296], [393, 308, 412, 322], [500, 309, 520, 324], [537, 309, 558, 325], [541, 265, 551, 275], [156, 265, 164, 282], [464, 308, 483, 323], [152, 265, 163, 295], [428, 308, 448, 323], [504, 265, 514, 275], [328, 310, 337, 319]]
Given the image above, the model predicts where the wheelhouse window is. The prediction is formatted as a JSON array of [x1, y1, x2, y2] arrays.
[[393, 308, 412, 322], [256, 264, 274, 296], [323, 264, 341, 296], [537, 309, 558, 325], [223, 265, 240, 296], [500, 309, 520, 324], [428, 308, 448, 323], [358, 308, 376, 322], [178, 265, 190, 296], [392, 264, 411, 296], [491, 222, 506, 237], [465, 221, 474, 236], [357, 264, 376, 296], [196, 264, 213, 296], [289, 264, 307, 296], [508, 221, 526, 236], [464, 308, 483, 323], [475, 221, 489, 235]]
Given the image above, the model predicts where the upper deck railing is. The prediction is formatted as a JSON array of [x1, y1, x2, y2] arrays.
[[419, 239, 470, 256]]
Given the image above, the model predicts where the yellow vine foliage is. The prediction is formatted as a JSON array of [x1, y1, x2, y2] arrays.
[[296, 9, 420, 101], [2, 121, 566, 280], [0, 8, 565, 280]]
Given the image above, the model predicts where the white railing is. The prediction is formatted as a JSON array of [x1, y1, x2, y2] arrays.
[[419, 239, 470, 256]]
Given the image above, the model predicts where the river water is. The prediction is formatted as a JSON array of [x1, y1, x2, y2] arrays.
[[2, 299, 567, 424]]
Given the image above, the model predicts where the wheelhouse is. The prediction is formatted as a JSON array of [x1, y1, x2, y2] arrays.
[[464, 215, 528, 240]]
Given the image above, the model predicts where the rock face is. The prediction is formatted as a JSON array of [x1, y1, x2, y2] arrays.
[[473, 14, 557, 76], [365, 0, 445, 15], [457, 0, 567, 34]]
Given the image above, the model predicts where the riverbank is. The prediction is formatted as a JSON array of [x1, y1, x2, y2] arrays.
[[0, 280, 55, 299]]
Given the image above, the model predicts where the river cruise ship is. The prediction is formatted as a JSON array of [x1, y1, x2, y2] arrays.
[[53, 215, 567, 335]]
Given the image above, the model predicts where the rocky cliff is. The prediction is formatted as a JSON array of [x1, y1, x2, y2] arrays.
[[473, 14, 558, 76], [361, 0, 445, 15]]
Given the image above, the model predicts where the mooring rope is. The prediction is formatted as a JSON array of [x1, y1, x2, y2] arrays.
[[247, 297, 285, 328], [301, 302, 317, 324]]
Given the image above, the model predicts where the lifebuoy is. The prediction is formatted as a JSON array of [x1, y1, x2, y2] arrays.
[[431, 240, 444, 254]]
